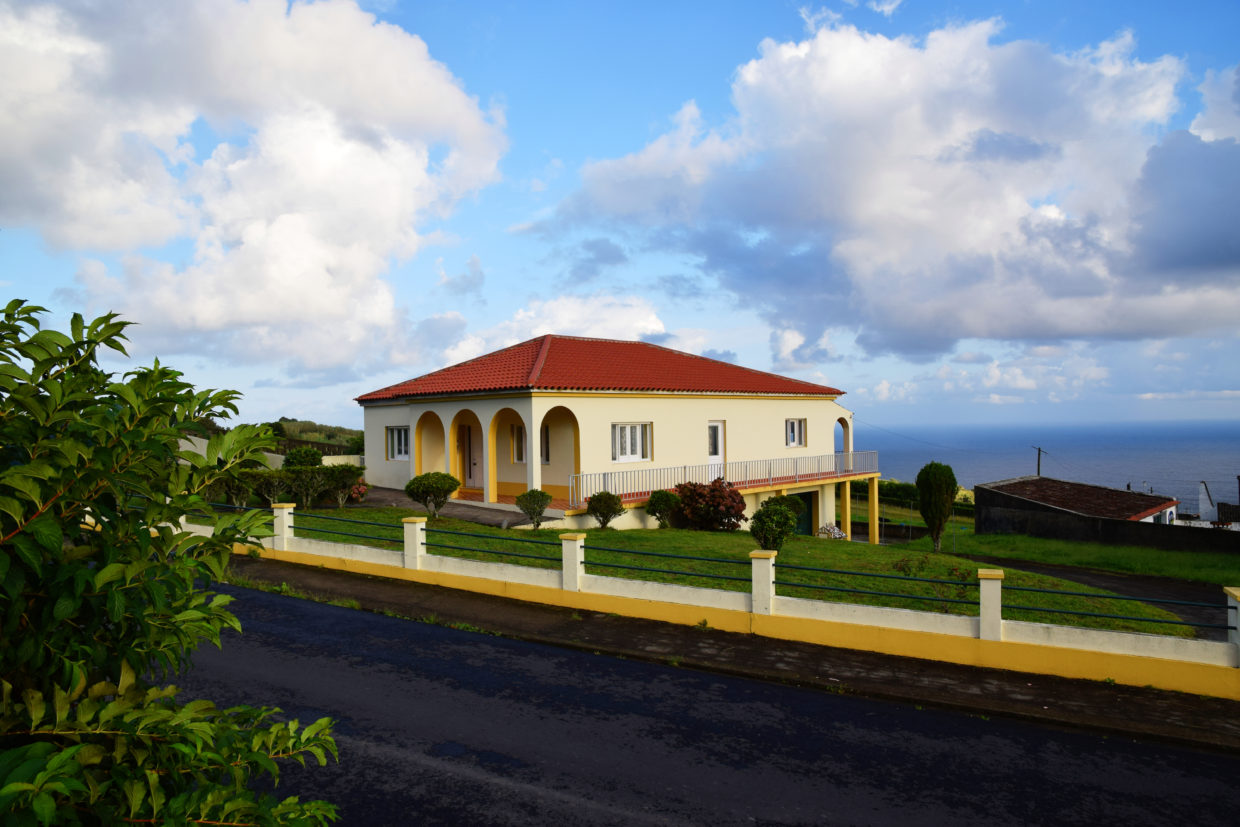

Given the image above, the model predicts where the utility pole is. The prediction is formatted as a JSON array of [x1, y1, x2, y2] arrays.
[[1032, 446, 1044, 476]]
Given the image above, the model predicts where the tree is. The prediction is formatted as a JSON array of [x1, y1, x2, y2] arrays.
[[515, 488, 553, 529], [0, 301, 337, 825], [404, 472, 460, 518], [916, 461, 958, 554], [284, 446, 323, 467]]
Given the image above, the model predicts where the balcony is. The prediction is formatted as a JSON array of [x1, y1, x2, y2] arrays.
[[568, 450, 878, 508]]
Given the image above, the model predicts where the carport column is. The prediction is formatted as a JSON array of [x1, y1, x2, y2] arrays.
[[978, 569, 1005, 641], [1225, 587, 1240, 650], [750, 551, 777, 615], [821, 483, 835, 532], [403, 517, 427, 570], [272, 503, 296, 551], [560, 533, 586, 592], [868, 477, 880, 545], [841, 481, 852, 540]]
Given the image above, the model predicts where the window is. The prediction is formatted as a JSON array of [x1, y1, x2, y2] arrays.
[[611, 423, 652, 462], [540, 424, 550, 464], [785, 418, 806, 447], [386, 426, 410, 460], [512, 424, 526, 463]]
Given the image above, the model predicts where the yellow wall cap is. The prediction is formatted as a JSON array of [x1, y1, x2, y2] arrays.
[[977, 569, 1005, 580], [559, 533, 588, 540], [749, 550, 778, 559], [402, 516, 428, 524], [272, 503, 297, 509]]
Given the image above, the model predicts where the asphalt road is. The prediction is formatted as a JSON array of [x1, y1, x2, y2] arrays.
[[176, 586, 1240, 826]]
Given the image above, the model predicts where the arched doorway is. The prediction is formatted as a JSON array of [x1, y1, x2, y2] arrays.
[[448, 409, 484, 494], [539, 406, 580, 505], [415, 411, 445, 475]]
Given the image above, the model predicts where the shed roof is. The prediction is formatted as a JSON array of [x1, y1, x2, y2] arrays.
[[977, 476, 1178, 521], [356, 335, 844, 402]]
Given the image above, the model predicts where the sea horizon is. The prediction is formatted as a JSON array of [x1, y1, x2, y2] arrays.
[[853, 419, 1240, 512]]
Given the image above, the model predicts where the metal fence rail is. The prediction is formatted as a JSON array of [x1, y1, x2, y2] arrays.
[[569, 450, 879, 507]]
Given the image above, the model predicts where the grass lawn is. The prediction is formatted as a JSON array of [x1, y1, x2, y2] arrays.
[[287, 506, 1194, 637], [904, 531, 1240, 587]]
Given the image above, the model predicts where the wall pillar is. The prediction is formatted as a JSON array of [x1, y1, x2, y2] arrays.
[[821, 483, 835, 532], [272, 503, 296, 551], [561, 533, 586, 592], [1225, 587, 1240, 651], [750, 551, 777, 615], [979, 569, 1005, 641], [402, 517, 427, 570]]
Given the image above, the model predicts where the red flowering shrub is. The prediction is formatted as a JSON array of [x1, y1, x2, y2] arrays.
[[674, 477, 748, 531]]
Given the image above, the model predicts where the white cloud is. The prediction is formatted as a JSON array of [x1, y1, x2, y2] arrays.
[[3, 0, 505, 375], [440, 294, 667, 365], [541, 19, 1240, 366], [1191, 65, 1240, 141], [867, 0, 902, 18]]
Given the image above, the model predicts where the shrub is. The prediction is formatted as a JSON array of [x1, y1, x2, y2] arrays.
[[323, 464, 365, 508], [916, 461, 958, 554], [644, 489, 681, 528], [241, 467, 290, 506], [284, 446, 323, 467], [674, 477, 748, 531], [350, 479, 370, 503], [346, 434, 366, 455], [516, 488, 554, 528], [761, 494, 806, 518], [751, 501, 797, 551], [586, 490, 625, 529], [285, 466, 330, 510], [405, 471, 460, 518]]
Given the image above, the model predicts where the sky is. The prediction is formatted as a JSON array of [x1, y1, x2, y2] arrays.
[[2, 0, 1239, 431]]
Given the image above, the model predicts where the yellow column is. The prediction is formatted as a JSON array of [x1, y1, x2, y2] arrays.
[[841, 481, 852, 540], [868, 476, 880, 545]]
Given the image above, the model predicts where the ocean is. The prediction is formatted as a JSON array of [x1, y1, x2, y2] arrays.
[[855, 419, 1240, 513]]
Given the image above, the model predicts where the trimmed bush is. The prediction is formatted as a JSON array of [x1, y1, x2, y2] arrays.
[[284, 446, 323, 467], [405, 471, 461, 518], [751, 501, 797, 551], [916, 461, 958, 554], [285, 466, 330, 510], [645, 489, 681, 528], [241, 468, 290, 506], [586, 490, 625, 529], [674, 477, 748, 532], [761, 494, 806, 518], [516, 488, 553, 528], [323, 464, 365, 508]]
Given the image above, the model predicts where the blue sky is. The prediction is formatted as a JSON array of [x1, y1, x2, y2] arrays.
[[3, 0, 1238, 430]]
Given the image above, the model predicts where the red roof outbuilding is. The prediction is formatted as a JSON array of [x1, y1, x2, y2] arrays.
[[356, 335, 844, 403]]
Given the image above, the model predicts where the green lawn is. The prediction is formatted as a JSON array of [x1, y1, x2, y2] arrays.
[[286, 507, 1194, 637], [901, 531, 1240, 586]]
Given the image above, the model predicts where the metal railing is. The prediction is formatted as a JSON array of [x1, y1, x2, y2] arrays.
[[568, 450, 878, 507]]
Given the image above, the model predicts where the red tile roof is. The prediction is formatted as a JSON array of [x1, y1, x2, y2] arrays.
[[978, 477, 1178, 521], [357, 335, 844, 402]]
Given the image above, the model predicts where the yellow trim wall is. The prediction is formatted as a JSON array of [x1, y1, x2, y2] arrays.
[[240, 544, 1240, 700]]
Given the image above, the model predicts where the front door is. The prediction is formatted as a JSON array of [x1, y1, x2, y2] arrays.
[[707, 421, 724, 479]]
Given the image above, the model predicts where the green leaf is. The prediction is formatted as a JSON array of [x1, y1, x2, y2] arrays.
[[28, 517, 63, 553], [117, 661, 136, 696], [11, 535, 43, 577], [23, 689, 45, 727], [53, 685, 70, 726], [92, 562, 126, 590], [32, 791, 56, 825], [52, 593, 76, 622]]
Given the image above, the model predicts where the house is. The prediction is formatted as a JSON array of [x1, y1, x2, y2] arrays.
[[976, 476, 1178, 525], [356, 335, 880, 535]]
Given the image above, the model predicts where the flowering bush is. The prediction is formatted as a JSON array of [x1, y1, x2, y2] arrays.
[[818, 524, 847, 539], [350, 479, 370, 503], [674, 477, 747, 532]]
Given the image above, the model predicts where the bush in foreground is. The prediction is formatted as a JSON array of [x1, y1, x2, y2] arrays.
[[0, 301, 337, 825], [405, 472, 461, 518], [750, 500, 798, 551], [587, 490, 625, 529], [516, 488, 553, 528], [675, 478, 747, 531]]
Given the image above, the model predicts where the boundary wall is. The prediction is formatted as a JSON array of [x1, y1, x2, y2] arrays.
[[192, 508, 1240, 701]]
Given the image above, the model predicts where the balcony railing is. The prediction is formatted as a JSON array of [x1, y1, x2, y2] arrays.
[[568, 450, 878, 508]]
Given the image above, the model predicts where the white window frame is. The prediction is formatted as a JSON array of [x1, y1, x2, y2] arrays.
[[386, 426, 410, 460], [512, 424, 526, 463], [611, 423, 652, 463], [785, 418, 807, 447]]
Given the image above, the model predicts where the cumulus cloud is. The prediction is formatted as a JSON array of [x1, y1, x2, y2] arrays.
[[568, 237, 628, 282], [3, 0, 505, 375], [538, 20, 1240, 366], [439, 294, 666, 365]]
